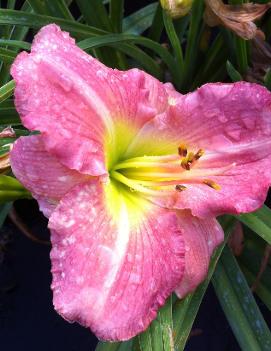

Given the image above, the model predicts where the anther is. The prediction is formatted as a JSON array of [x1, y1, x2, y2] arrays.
[[181, 159, 190, 170], [175, 184, 187, 192], [203, 179, 221, 190], [181, 152, 194, 170], [194, 149, 204, 161], [178, 143, 187, 157]]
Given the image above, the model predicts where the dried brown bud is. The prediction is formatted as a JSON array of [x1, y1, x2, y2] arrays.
[[204, 0, 271, 40]]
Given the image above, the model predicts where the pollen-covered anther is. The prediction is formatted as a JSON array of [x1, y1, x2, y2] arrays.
[[181, 152, 194, 170], [178, 143, 187, 157], [203, 179, 221, 190], [193, 149, 205, 161], [175, 184, 187, 192]]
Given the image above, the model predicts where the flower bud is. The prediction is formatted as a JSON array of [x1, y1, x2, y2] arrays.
[[160, 0, 193, 19]]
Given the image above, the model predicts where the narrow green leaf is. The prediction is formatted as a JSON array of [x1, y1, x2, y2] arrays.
[[238, 237, 271, 311], [44, 0, 74, 20], [213, 246, 271, 351], [0, 39, 30, 50], [240, 264, 271, 312], [138, 329, 152, 351], [148, 3, 163, 42], [235, 38, 248, 74], [226, 60, 242, 82], [0, 80, 15, 103], [110, 0, 124, 32], [158, 295, 174, 351], [96, 342, 121, 351], [117, 44, 162, 79], [192, 33, 227, 89], [0, 47, 16, 64], [0, 175, 31, 202], [0, 106, 20, 125], [95, 339, 132, 351], [0, 9, 105, 39], [162, 10, 183, 87], [182, 0, 204, 91], [123, 3, 158, 35], [237, 205, 271, 245], [75, 0, 112, 30], [138, 296, 175, 351], [228, 0, 248, 74], [27, 0, 50, 15]]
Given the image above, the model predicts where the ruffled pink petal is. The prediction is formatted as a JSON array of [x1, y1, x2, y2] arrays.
[[10, 135, 89, 217], [49, 181, 185, 341], [11, 24, 169, 175], [175, 212, 224, 298], [136, 82, 271, 217]]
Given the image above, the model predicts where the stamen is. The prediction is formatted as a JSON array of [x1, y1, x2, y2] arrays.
[[175, 185, 187, 192], [113, 154, 180, 171], [181, 152, 194, 170], [203, 179, 221, 190], [110, 171, 173, 197], [194, 149, 204, 160], [178, 143, 188, 157]]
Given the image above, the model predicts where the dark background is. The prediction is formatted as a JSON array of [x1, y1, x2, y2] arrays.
[[0, 1, 271, 350]]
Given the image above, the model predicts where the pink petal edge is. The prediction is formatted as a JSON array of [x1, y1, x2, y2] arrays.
[[175, 212, 224, 298], [10, 135, 89, 217]]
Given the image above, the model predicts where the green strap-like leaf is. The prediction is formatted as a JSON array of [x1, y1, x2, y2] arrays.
[[240, 264, 271, 312], [138, 296, 174, 351], [213, 245, 271, 351], [162, 10, 183, 88], [44, 0, 74, 20], [226, 60, 243, 82], [238, 238, 271, 312], [110, 0, 124, 32], [75, 0, 112, 30], [0, 46, 16, 64], [148, 3, 163, 42], [123, 3, 158, 35], [0, 9, 105, 38], [237, 205, 271, 245], [0, 175, 31, 202], [228, 0, 248, 74], [0, 80, 15, 103], [0, 39, 30, 50]]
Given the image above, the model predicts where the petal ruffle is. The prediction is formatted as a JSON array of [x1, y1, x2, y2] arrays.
[[175, 212, 224, 298], [11, 24, 170, 174], [10, 135, 89, 217], [134, 82, 271, 217], [49, 180, 185, 341]]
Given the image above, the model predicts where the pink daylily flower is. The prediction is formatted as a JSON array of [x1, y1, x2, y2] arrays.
[[10, 24, 271, 341]]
